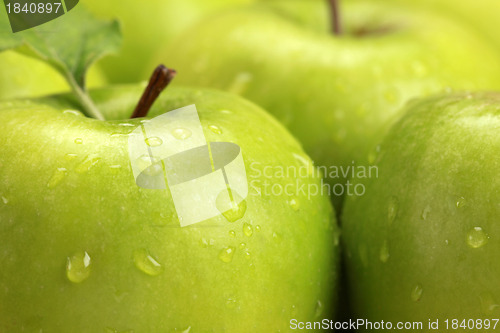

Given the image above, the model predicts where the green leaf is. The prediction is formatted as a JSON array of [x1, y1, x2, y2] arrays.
[[0, 5, 23, 50]]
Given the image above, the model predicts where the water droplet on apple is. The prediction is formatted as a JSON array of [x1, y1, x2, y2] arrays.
[[64, 153, 78, 161], [220, 109, 232, 114], [314, 300, 323, 318], [199, 238, 209, 248], [379, 240, 390, 263], [66, 251, 92, 283], [225, 297, 238, 309], [145, 136, 163, 147], [110, 133, 128, 139], [288, 197, 300, 211], [47, 168, 68, 188], [229, 230, 236, 238], [118, 123, 135, 127], [109, 165, 122, 174], [63, 109, 82, 117], [243, 223, 253, 237], [255, 225, 261, 232], [272, 232, 283, 243], [133, 249, 162, 276], [171, 128, 192, 140], [239, 243, 246, 249], [466, 227, 489, 249], [421, 205, 431, 220], [219, 246, 235, 263], [411, 284, 423, 302], [209, 125, 222, 135], [75, 154, 101, 174], [455, 196, 466, 208], [74, 138, 83, 144], [1, 196, 9, 204], [137, 155, 163, 176], [215, 188, 247, 223], [480, 292, 499, 315], [387, 196, 398, 224]]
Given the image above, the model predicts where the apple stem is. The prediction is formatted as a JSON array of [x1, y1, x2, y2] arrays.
[[65, 73, 105, 120], [131, 65, 177, 119], [329, 0, 342, 35]]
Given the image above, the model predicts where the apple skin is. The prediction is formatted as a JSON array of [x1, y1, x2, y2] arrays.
[[83, 0, 253, 83], [0, 85, 339, 332], [378, 0, 500, 52], [162, 0, 500, 210], [0, 50, 106, 100], [342, 92, 500, 328]]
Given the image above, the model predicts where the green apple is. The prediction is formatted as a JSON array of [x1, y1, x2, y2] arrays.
[[83, 0, 254, 83], [162, 0, 500, 209], [0, 49, 106, 100], [377, 0, 500, 52], [0, 84, 339, 332], [342, 92, 500, 328]]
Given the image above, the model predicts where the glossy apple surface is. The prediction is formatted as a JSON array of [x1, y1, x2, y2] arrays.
[[342, 92, 500, 327], [0, 85, 339, 332], [162, 0, 500, 209]]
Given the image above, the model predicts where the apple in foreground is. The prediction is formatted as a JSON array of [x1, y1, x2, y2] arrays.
[[84, 0, 253, 83], [342, 92, 500, 328], [0, 50, 105, 100], [0, 83, 339, 332], [163, 0, 500, 209]]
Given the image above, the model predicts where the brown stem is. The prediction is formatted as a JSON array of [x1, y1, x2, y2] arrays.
[[131, 65, 177, 119], [329, 0, 342, 35]]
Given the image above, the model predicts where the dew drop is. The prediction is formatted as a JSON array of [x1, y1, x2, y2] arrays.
[[219, 247, 235, 263], [272, 232, 283, 243], [314, 300, 323, 318], [466, 227, 489, 249], [480, 292, 499, 315], [1, 196, 8, 204], [145, 136, 163, 147], [411, 284, 423, 302], [289, 197, 300, 211], [134, 249, 162, 276], [171, 128, 192, 140], [243, 223, 253, 237], [239, 243, 246, 249], [209, 125, 222, 134], [387, 196, 398, 224], [136, 155, 162, 176], [456, 196, 466, 208], [118, 123, 135, 127], [66, 251, 92, 283], [74, 138, 83, 144], [108, 165, 122, 174], [64, 153, 78, 161], [63, 110, 82, 116], [75, 154, 100, 174], [225, 297, 237, 309], [47, 168, 68, 188], [255, 225, 261, 232], [229, 230, 236, 238], [421, 205, 431, 220], [216, 188, 247, 222], [379, 240, 390, 263]]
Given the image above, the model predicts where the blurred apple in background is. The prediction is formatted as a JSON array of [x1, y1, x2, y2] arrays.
[[161, 0, 500, 210], [0, 50, 105, 100], [83, 0, 254, 83]]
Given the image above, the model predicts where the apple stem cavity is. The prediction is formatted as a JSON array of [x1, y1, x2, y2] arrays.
[[65, 73, 105, 121], [329, 0, 342, 35], [131, 65, 177, 119]]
